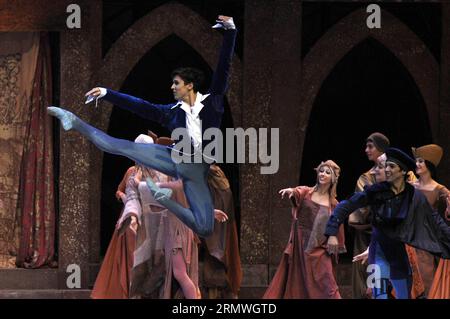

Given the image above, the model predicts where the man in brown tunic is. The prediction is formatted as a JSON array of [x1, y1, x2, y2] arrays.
[[348, 132, 389, 298]]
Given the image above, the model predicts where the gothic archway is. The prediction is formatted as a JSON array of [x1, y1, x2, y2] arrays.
[[299, 8, 438, 145]]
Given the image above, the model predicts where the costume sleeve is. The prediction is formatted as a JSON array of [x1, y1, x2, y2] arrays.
[[291, 186, 309, 207], [431, 208, 450, 239], [103, 89, 172, 125], [438, 186, 450, 221], [325, 191, 370, 236], [355, 173, 371, 192], [394, 191, 450, 258], [117, 170, 141, 228], [116, 166, 135, 202], [331, 199, 347, 254], [208, 29, 237, 96], [349, 173, 374, 226]]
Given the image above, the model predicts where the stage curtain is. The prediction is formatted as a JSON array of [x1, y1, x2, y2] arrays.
[[0, 33, 40, 268], [16, 33, 57, 269]]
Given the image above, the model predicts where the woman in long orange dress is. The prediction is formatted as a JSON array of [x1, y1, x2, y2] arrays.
[[263, 160, 346, 299], [411, 144, 450, 299]]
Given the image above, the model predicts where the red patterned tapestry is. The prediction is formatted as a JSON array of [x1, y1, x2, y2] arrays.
[[16, 33, 56, 268]]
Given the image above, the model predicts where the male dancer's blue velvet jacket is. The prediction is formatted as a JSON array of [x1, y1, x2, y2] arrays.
[[99, 29, 237, 155], [325, 182, 450, 260]]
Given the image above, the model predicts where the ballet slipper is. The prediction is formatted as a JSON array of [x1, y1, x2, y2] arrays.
[[47, 106, 77, 131], [146, 178, 172, 201]]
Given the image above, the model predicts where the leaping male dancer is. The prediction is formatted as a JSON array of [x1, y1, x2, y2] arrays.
[[48, 15, 237, 237]]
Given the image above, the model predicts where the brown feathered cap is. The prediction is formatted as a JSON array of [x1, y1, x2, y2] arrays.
[[411, 144, 443, 167]]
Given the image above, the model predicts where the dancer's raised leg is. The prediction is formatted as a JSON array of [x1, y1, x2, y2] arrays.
[[49, 106, 215, 237], [47, 106, 177, 178]]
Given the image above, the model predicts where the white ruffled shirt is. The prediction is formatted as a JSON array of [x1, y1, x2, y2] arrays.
[[175, 92, 210, 154]]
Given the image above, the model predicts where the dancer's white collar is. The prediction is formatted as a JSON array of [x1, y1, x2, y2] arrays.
[[171, 92, 210, 114]]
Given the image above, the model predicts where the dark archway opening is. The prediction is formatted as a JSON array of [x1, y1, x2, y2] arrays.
[[100, 34, 240, 256], [300, 37, 432, 259]]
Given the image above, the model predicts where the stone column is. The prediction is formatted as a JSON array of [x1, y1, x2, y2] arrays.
[[240, 0, 303, 295], [268, 0, 303, 276], [240, 0, 275, 292], [58, 0, 102, 289]]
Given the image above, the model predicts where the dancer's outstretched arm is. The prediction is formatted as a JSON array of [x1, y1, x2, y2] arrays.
[[325, 191, 369, 237], [85, 87, 172, 124], [325, 192, 368, 255], [209, 15, 237, 97]]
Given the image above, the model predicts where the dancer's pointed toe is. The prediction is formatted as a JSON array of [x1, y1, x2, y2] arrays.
[[145, 177, 158, 192], [47, 106, 61, 116], [145, 178, 172, 201], [155, 188, 173, 201], [47, 106, 76, 131]]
